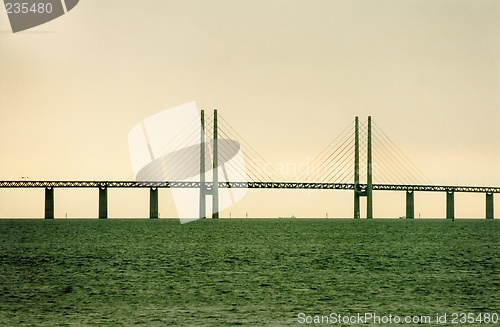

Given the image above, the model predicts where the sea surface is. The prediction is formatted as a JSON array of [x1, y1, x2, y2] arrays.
[[0, 219, 498, 326]]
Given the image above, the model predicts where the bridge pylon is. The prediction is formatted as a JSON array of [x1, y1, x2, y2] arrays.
[[367, 116, 373, 219], [353, 116, 373, 219], [199, 110, 206, 219], [354, 117, 360, 218], [212, 109, 219, 219], [198, 109, 219, 219]]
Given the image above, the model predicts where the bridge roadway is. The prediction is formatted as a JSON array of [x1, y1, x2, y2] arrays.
[[0, 180, 499, 193]]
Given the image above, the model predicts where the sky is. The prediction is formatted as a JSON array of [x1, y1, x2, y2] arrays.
[[0, 0, 499, 219]]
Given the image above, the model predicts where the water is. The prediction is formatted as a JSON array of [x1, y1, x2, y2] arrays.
[[1, 219, 498, 326]]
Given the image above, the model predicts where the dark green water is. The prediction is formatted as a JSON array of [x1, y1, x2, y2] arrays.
[[1, 219, 498, 326]]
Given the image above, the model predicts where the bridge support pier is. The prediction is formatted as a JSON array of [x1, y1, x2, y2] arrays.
[[446, 191, 454, 220], [150, 188, 158, 219], [99, 187, 107, 219], [44, 187, 54, 219], [406, 191, 414, 219], [486, 193, 494, 219]]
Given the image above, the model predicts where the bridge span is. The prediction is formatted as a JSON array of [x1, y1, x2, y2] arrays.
[[0, 180, 496, 220]]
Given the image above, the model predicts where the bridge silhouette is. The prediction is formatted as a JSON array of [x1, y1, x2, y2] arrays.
[[0, 111, 497, 220]]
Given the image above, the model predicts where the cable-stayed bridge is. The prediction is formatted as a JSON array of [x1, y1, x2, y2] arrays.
[[0, 111, 497, 219]]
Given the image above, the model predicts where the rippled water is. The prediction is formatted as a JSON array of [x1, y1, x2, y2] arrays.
[[1, 219, 498, 326]]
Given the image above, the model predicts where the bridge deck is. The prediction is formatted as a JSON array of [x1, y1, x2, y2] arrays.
[[0, 181, 498, 193]]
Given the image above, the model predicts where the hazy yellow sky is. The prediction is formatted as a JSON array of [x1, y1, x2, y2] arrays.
[[0, 0, 498, 218]]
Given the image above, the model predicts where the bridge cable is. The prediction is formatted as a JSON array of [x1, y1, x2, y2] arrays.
[[310, 132, 355, 182], [308, 137, 353, 182], [218, 115, 286, 182], [293, 121, 354, 182], [131, 115, 201, 181], [372, 121, 432, 185], [217, 128, 265, 183], [126, 115, 201, 181], [218, 127, 274, 182], [372, 135, 420, 184], [320, 138, 355, 182]]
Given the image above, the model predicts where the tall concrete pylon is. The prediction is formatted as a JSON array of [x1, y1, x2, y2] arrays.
[[367, 116, 373, 219], [198, 109, 219, 219], [354, 116, 360, 219], [212, 109, 219, 219], [353, 116, 373, 219], [199, 110, 206, 219]]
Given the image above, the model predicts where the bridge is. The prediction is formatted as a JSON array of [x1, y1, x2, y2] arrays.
[[0, 111, 497, 219]]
